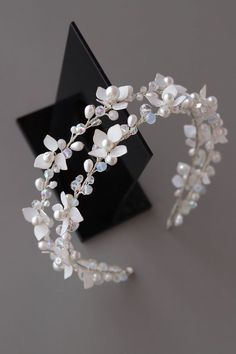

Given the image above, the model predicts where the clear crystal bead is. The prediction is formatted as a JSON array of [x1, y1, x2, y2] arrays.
[[96, 162, 107, 172], [95, 106, 105, 116], [63, 148, 72, 159], [44, 169, 54, 179], [145, 112, 156, 125]]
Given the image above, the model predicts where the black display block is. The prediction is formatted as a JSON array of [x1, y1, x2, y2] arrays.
[[17, 22, 152, 241]]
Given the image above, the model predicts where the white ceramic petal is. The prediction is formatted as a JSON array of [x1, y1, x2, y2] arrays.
[[83, 271, 94, 289], [22, 207, 38, 223], [88, 148, 107, 158], [162, 85, 178, 98], [107, 124, 122, 143], [175, 85, 187, 95], [110, 145, 127, 157], [34, 224, 49, 241], [200, 85, 207, 99], [55, 153, 67, 170], [61, 218, 69, 235], [118, 86, 133, 101], [93, 129, 107, 147], [34, 154, 51, 169], [43, 135, 58, 152], [96, 87, 107, 101], [40, 210, 50, 224], [64, 265, 73, 280], [184, 125, 197, 139], [60, 192, 68, 208], [70, 207, 84, 223], [145, 92, 163, 107], [173, 95, 186, 106], [155, 73, 165, 87], [52, 203, 63, 212], [112, 102, 128, 110]]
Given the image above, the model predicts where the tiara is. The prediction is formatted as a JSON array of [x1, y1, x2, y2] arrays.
[[22, 73, 227, 289]]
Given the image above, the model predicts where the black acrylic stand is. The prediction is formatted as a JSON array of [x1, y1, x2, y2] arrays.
[[17, 22, 153, 241]]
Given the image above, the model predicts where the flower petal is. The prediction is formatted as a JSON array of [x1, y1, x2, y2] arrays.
[[155, 73, 166, 87], [96, 87, 107, 101], [70, 207, 84, 223], [52, 203, 63, 212], [34, 154, 51, 169], [93, 129, 107, 147], [40, 210, 50, 224], [112, 102, 128, 110], [107, 124, 122, 143], [43, 135, 58, 152], [61, 219, 69, 235], [200, 85, 207, 99], [110, 145, 127, 157], [34, 224, 49, 241], [64, 265, 73, 280], [55, 153, 67, 170], [22, 207, 38, 223], [145, 92, 163, 107], [118, 86, 133, 101], [162, 85, 177, 98], [60, 192, 68, 208], [88, 148, 107, 158], [175, 85, 187, 95], [83, 271, 94, 289]]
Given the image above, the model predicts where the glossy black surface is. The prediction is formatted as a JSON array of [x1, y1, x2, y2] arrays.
[[17, 22, 152, 240]]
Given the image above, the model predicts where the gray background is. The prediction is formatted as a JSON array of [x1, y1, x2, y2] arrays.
[[0, 1, 235, 353]]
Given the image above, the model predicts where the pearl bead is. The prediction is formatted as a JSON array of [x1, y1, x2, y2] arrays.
[[128, 114, 138, 127], [32, 216, 41, 226], [158, 106, 170, 118], [38, 241, 48, 251], [177, 162, 190, 176], [106, 86, 119, 101], [84, 159, 94, 172], [43, 152, 53, 163], [35, 178, 44, 191], [104, 273, 112, 282], [164, 76, 174, 86], [190, 92, 200, 102], [52, 261, 62, 272], [54, 210, 63, 221], [70, 126, 77, 134], [70, 141, 84, 151], [163, 93, 174, 104], [207, 96, 218, 108], [101, 138, 113, 150], [188, 148, 195, 156], [182, 97, 193, 110], [174, 214, 183, 226], [84, 105, 95, 119], [126, 267, 134, 275], [105, 155, 117, 166], [57, 139, 66, 150], [108, 110, 119, 121]]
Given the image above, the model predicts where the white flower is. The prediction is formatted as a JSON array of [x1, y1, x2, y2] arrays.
[[88, 124, 127, 164], [22, 207, 51, 241], [34, 135, 67, 171], [146, 84, 187, 111], [52, 192, 83, 235], [96, 85, 133, 110]]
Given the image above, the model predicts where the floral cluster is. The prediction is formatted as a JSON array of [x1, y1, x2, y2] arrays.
[[22, 72, 227, 288]]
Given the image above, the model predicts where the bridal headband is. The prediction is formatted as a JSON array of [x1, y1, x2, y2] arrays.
[[22, 73, 227, 289]]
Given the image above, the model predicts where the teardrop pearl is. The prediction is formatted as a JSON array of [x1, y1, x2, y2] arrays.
[[84, 159, 94, 172], [71, 141, 84, 151]]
